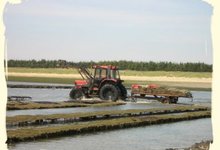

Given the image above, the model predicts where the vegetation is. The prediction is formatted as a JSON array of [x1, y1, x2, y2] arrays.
[[7, 100, 125, 110], [8, 67, 79, 74], [6, 105, 210, 126], [8, 76, 74, 84], [7, 59, 212, 72], [184, 141, 212, 150], [8, 67, 212, 78], [7, 76, 212, 91], [7, 61, 212, 91], [7, 110, 211, 143]]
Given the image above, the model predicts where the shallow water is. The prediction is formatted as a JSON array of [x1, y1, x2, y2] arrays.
[[7, 81, 73, 87], [7, 87, 211, 116], [8, 88, 72, 102], [6, 102, 175, 116], [6, 82, 212, 149], [7, 81, 211, 100], [7, 81, 211, 103], [179, 91, 211, 104], [8, 118, 212, 150]]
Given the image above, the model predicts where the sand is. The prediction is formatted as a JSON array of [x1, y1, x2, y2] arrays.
[[8, 72, 212, 83]]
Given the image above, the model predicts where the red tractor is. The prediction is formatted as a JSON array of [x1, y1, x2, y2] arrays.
[[69, 65, 127, 101]]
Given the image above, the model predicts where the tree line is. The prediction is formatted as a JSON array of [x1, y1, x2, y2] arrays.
[[7, 59, 212, 72]]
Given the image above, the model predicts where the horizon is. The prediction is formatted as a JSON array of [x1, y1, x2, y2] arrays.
[[6, 58, 213, 65]]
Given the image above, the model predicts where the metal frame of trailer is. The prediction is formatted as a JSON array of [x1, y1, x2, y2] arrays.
[[130, 84, 193, 103]]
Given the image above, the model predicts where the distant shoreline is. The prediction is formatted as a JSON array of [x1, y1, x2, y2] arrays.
[[7, 72, 212, 91], [8, 72, 212, 83]]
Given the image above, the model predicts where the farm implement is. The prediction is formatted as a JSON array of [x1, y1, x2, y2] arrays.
[[130, 84, 192, 103]]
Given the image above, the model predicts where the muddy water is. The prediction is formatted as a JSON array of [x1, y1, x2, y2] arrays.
[[8, 118, 212, 150]]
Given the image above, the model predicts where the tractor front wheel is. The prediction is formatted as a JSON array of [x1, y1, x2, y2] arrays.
[[99, 84, 119, 101], [69, 87, 83, 100]]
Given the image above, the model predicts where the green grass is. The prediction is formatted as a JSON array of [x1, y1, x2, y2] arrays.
[[8, 67, 79, 74], [8, 67, 212, 78]]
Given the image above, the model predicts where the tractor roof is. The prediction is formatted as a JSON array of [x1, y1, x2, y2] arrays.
[[93, 65, 118, 70]]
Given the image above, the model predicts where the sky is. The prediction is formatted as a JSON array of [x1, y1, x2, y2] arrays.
[[3, 0, 213, 64]]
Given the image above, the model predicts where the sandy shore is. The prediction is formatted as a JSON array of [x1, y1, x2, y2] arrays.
[[8, 72, 212, 83]]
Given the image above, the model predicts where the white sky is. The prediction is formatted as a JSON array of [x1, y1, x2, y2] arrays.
[[3, 0, 213, 64]]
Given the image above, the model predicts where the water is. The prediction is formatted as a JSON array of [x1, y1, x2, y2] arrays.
[[7, 81, 73, 87], [178, 91, 211, 107], [7, 82, 211, 103], [6, 83, 212, 149], [8, 88, 71, 102], [8, 118, 212, 150], [6, 102, 174, 116], [7, 87, 211, 116]]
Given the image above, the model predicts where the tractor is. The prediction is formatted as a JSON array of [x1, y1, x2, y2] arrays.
[[69, 65, 127, 101]]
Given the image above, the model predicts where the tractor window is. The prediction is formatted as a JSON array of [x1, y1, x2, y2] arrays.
[[94, 68, 101, 79], [101, 69, 107, 78], [111, 70, 119, 79], [94, 68, 107, 79]]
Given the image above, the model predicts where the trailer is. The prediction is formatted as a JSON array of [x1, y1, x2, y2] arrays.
[[69, 64, 193, 104], [130, 84, 193, 103]]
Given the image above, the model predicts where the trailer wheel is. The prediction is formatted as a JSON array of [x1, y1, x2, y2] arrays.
[[161, 97, 178, 104], [99, 84, 119, 101], [170, 97, 178, 103], [140, 94, 145, 97], [161, 97, 170, 103], [69, 88, 83, 100]]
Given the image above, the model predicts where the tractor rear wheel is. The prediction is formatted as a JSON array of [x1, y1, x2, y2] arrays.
[[99, 84, 119, 101], [69, 87, 83, 100], [118, 84, 127, 100]]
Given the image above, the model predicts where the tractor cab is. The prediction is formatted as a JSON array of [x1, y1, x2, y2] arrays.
[[70, 65, 127, 101], [93, 65, 120, 79], [92, 65, 122, 88]]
